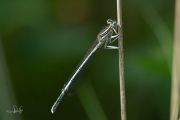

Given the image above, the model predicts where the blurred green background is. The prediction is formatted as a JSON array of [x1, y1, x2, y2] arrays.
[[0, 0, 174, 120]]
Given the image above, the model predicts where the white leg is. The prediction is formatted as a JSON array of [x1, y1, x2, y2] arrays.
[[110, 34, 119, 43], [105, 46, 119, 49], [104, 36, 119, 49]]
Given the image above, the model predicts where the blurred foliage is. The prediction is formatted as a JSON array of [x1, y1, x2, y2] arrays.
[[0, 0, 174, 120]]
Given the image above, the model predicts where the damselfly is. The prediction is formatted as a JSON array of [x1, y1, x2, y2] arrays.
[[51, 19, 119, 113]]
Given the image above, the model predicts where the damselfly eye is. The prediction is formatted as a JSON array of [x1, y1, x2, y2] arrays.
[[112, 22, 117, 27]]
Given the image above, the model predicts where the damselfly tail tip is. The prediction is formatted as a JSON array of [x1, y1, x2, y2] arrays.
[[51, 107, 55, 114], [51, 91, 65, 113]]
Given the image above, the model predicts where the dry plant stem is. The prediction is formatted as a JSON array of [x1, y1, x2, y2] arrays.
[[170, 0, 180, 120], [117, 0, 126, 120]]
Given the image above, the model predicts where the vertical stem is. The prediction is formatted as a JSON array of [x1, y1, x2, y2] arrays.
[[117, 0, 126, 120], [170, 0, 180, 120]]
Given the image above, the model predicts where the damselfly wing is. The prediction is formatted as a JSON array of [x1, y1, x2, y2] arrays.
[[51, 19, 119, 113]]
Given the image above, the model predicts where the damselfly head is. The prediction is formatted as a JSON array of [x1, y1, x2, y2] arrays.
[[107, 19, 117, 29]]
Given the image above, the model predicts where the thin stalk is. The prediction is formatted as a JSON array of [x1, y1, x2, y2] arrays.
[[170, 0, 180, 120], [117, 0, 126, 120]]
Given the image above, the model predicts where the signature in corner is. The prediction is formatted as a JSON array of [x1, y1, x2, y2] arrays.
[[6, 105, 23, 114]]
